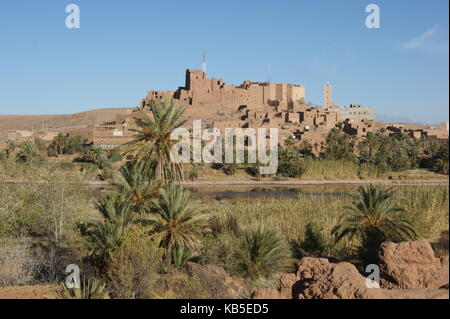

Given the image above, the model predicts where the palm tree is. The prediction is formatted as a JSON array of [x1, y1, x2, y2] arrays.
[[87, 146, 109, 169], [33, 137, 47, 152], [53, 133, 68, 155], [323, 128, 357, 161], [122, 99, 188, 183], [95, 194, 134, 227], [5, 140, 17, 158], [110, 161, 161, 215], [430, 143, 449, 175], [240, 225, 294, 279], [358, 132, 380, 164], [332, 185, 416, 263], [149, 184, 209, 266], [88, 196, 134, 266], [16, 141, 39, 163], [87, 221, 126, 268], [66, 135, 86, 154]]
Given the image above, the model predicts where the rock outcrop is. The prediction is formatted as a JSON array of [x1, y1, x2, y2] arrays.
[[378, 239, 449, 289], [253, 254, 449, 299], [252, 273, 297, 299], [294, 257, 376, 299]]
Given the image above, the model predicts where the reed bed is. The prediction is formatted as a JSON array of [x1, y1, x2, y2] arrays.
[[211, 186, 449, 258]]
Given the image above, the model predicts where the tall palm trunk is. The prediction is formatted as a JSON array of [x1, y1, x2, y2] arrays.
[[165, 235, 174, 267]]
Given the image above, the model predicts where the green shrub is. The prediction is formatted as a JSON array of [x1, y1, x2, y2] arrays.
[[277, 160, 308, 179], [59, 278, 109, 299], [162, 274, 210, 299], [332, 185, 417, 264], [108, 225, 163, 299], [294, 223, 327, 256], [172, 244, 194, 268], [211, 186, 448, 261], [239, 225, 294, 279], [65, 135, 86, 155], [198, 234, 242, 276], [0, 171, 91, 244], [108, 149, 123, 163]]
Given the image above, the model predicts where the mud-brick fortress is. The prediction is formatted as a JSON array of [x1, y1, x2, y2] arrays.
[[9, 68, 444, 151], [139, 69, 379, 152], [145, 69, 305, 112]]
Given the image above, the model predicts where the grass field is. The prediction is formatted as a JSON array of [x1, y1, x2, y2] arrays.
[[209, 186, 449, 260]]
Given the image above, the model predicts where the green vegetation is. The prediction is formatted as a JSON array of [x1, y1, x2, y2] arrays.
[[107, 225, 163, 298], [331, 185, 416, 263], [149, 184, 210, 266], [322, 128, 357, 162], [0, 100, 448, 298], [109, 161, 160, 215], [205, 128, 448, 181], [16, 141, 40, 164], [83, 146, 111, 169], [239, 225, 294, 279], [121, 99, 188, 182], [59, 278, 109, 299], [203, 186, 448, 269], [86, 198, 133, 267]]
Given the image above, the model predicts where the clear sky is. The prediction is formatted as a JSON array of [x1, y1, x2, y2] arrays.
[[0, 0, 448, 123]]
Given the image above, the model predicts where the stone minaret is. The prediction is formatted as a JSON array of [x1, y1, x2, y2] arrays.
[[324, 81, 332, 108]]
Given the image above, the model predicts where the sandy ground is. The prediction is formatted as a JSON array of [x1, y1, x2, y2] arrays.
[[0, 285, 59, 299]]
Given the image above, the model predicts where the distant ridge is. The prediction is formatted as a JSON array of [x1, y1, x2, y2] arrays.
[[0, 107, 131, 141], [376, 113, 420, 124]]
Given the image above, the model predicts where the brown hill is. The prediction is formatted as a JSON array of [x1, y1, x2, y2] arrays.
[[0, 108, 132, 141]]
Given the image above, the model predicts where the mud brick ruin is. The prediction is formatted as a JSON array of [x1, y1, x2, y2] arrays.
[[8, 69, 447, 151]]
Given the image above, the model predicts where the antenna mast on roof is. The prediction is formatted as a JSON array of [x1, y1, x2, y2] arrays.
[[266, 64, 271, 82], [202, 51, 207, 73]]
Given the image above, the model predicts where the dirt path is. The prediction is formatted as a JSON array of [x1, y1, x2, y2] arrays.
[[181, 179, 449, 188], [4, 178, 449, 188], [0, 285, 59, 299]]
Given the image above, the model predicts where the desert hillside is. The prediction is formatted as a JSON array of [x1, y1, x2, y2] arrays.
[[0, 108, 131, 141]]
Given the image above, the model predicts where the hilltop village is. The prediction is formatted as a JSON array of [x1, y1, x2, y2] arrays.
[[5, 69, 449, 153]]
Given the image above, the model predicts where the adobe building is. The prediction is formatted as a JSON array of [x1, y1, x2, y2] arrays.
[[142, 69, 305, 114], [340, 104, 376, 121], [385, 123, 449, 142], [340, 119, 378, 138], [66, 69, 381, 151], [68, 112, 136, 149], [137, 69, 382, 151]]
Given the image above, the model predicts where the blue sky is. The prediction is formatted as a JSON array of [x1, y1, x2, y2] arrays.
[[0, 0, 448, 123]]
